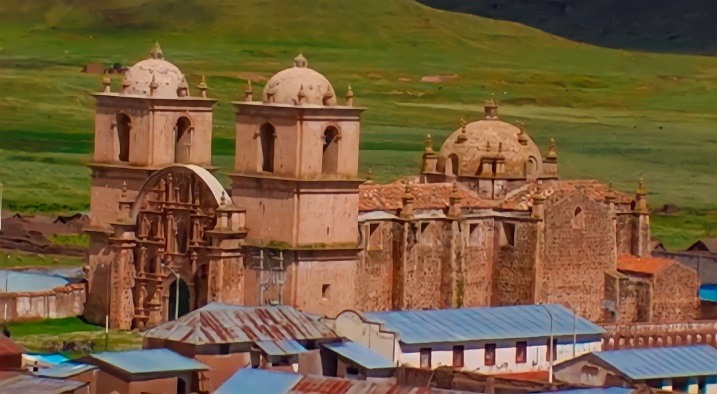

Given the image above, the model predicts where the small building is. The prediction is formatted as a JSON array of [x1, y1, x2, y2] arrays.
[[687, 238, 717, 254], [324, 304, 604, 373], [321, 341, 396, 381], [35, 362, 98, 394], [79, 348, 208, 394], [142, 302, 341, 388], [0, 334, 24, 370], [0, 370, 89, 393], [553, 345, 717, 393]]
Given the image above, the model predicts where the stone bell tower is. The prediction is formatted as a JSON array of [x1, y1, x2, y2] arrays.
[[83, 43, 217, 325], [229, 54, 365, 316]]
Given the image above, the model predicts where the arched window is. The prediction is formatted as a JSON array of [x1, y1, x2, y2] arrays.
[[259, 123, 276, 173], [116, 113, 131, 162], [572, 207, 586, 229], [175, 116, 192, 163], [527, 156, 539, 176], [447, 154, 460, 176], [322, 126, 340, 175]]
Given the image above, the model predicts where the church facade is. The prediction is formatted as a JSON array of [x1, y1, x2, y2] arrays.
[[83, 44, 699, 330]]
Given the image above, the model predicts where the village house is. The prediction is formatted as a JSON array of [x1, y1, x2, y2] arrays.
[[81, 43, 700, 334], [323, 304, 604, 374], [34, 362, 99, 394], [553, 345, 717, 393]]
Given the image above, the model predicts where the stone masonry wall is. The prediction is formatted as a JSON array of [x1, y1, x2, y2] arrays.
[[615, 214, 633, 256], [652, 263, 699, 322], [492, 220, 537, 306], [460, 219, 494, 307], [357, 221, 394, 311], [540, 192, 615, 320]]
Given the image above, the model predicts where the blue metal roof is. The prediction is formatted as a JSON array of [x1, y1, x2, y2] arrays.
[[89, 349, 208, 374], [699, 284, 717, 302], [594, 345, 717, 380], [0, 271, 70, 293], [323, 341, 395, 370], [363, 304, 604, 345], [35, 361, 97, 378], [216, 368, 301, 394], [24, 353, 71, 365], [0, 372, 87, 393], [255, 339, 307, 356], [533, 388, 633, 394]]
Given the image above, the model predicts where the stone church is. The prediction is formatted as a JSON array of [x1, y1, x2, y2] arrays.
[[83, 43, 699, 330]]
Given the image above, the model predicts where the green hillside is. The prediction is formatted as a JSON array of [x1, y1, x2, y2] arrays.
[[0, 0, 715, 249]]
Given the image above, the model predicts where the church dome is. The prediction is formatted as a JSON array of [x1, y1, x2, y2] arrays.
[[437, 101, 543, 178], [262, 54, 337, 106], [123, 42, 184, 98]]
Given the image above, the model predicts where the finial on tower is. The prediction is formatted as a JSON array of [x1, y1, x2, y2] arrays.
[[637, 177, 646, 194], [244, 79, 253, 102], [102, 71, 111, 93], [345, 85, 354, 106], [457, 118, 468, 143], [424, 134, 434, 153], [121, 73, 131, 95], [220, 191, 227, 205], [484, 99, 498, 120], [198, 75, 208, 98], [322, 89, 334, 106], [297, 84, 307, 104], [178, 75, 189, 97], [515, 120, 528, 146], [294, 53, 308, 68], [365, 169, 374, 184], [149, 41, 163, 60], [546, 138, 557, 160]]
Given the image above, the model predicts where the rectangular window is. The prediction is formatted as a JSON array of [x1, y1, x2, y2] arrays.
[[420, 348, 432, 369], [484, 343, 496, 366], [420, 222, 431, 245], [453, 346, 464, 368], [469, 223, 480, 246], [368, 223, 382, 250], [546, 338, 557, 361], [503, 222, 516, 247], [516, 341, 527, 364]]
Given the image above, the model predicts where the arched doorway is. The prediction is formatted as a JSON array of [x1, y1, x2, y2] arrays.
[[116, 113, 131, 162], [175, 117, 192, 163], [167, 278, 191, 321], [322, 126, 340, 175]]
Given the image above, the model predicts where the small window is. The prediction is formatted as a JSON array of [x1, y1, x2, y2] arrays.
[[368, 223, 382, 250], [453, 346, 464, 368], [469, 223, 480, 246], [322, 284, 330, 300], [500, 222, 516, 247], [572, 207, 586, 230], [420, 222, 431, 245], [546, 338, 557, 361], [516, 341, 527, 364], [484, 344, 496, 366], [420, 348, 432, 369]]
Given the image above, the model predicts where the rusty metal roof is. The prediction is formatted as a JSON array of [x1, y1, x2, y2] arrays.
[[0, 334, 24, 355], [143, 302, 338, 345], [0, 371, 87, 394], [256, 339, 307, 356]]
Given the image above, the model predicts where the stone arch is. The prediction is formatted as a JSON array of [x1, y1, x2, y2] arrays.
[[648, 336, 655, 347], [686, 334, 693, 345], [608, 337, 615, 350], [447, 154, 460, 176], [572, 206, 586, 229], [637, 336, 645, 347], [116, 113, 132, 162], [166, 276, 191, 321], [707, 334, 713, 345], [696, 334, 703, 344], [527, 156, 539, 176], [675, 335, 683, 345], [259, 122, 276, 173], [322, 125, 340, 175], [628, 337, 635, 348], [175, 115, 193, 164], [657, 337, 664, 347], [618, 337, 626, 348]]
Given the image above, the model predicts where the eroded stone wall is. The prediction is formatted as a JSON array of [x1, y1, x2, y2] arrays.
[[492, 220, 537, 306], [357, 221, 394, 311], [461, 219, 494, 307], [540, 192, 615, 320], [615, 214, 633, 256], [652, 263, 699, 322]]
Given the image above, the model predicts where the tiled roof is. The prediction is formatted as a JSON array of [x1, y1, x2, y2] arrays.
[[0, 371, 87, 394], [143, 302, 338, 345], [501, 180, 632, 211], [359, 180, 491, 212], [0, 335, 24, 356], [617, 255, 674, 275], [593, 345, 717, 380], [323, 341, 396, 370], [86, 348, 208, 375], [363, 304, 604, 345]]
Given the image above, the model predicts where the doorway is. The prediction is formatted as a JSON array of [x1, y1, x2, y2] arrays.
[[168, 278, 191, 321]]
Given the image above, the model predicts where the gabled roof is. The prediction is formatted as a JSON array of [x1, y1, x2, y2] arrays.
[[501, 180, 633, 211], [363, 304, 604, 345], [687, 238, 717, 253], [617, 255, 674, 276], [143, 302, 337, 345], [359, 180, 492, 212], [323, 341, 395, 370], [0, 371, 87, 394], [0, 334, 24, 355], [86, 349, 208, 375], [593, 345, 717, 380]]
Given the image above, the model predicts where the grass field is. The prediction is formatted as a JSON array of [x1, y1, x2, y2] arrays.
[[0, 0, 715, 250], [0, 252, 84, 268]]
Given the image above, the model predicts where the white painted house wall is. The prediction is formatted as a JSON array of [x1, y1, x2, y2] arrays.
[[397, 335, 602, 373]]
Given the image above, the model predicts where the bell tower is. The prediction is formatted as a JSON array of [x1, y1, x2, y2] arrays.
[[230, 54, 365, 316]]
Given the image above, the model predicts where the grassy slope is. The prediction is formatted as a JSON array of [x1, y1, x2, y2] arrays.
[[0, 0, 715, 249]]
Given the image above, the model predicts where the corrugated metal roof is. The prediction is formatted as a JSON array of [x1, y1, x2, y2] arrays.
[[533, 388, 633, 394], [143, 302, 338, 345], [0, 371, 87, 394], [323, 341, 395, 370], [594, 345, 717, 380], [215, 368, 302, 394], [88, 348, 208, 374], [0, 334, 24, 355], [256, 339, 307, 356], [0, 271, 70, 293], [700, 284, 717, 302], [24, 353, 71, 365], [35, 361, 97, 378], [363, 304, 604, 345]]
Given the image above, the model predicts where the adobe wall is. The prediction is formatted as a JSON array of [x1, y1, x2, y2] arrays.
[[539, 192, 615, 320], [492, 220, 538, 306], [0, 283, 85, 322], [652, 263, 699, 322]]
